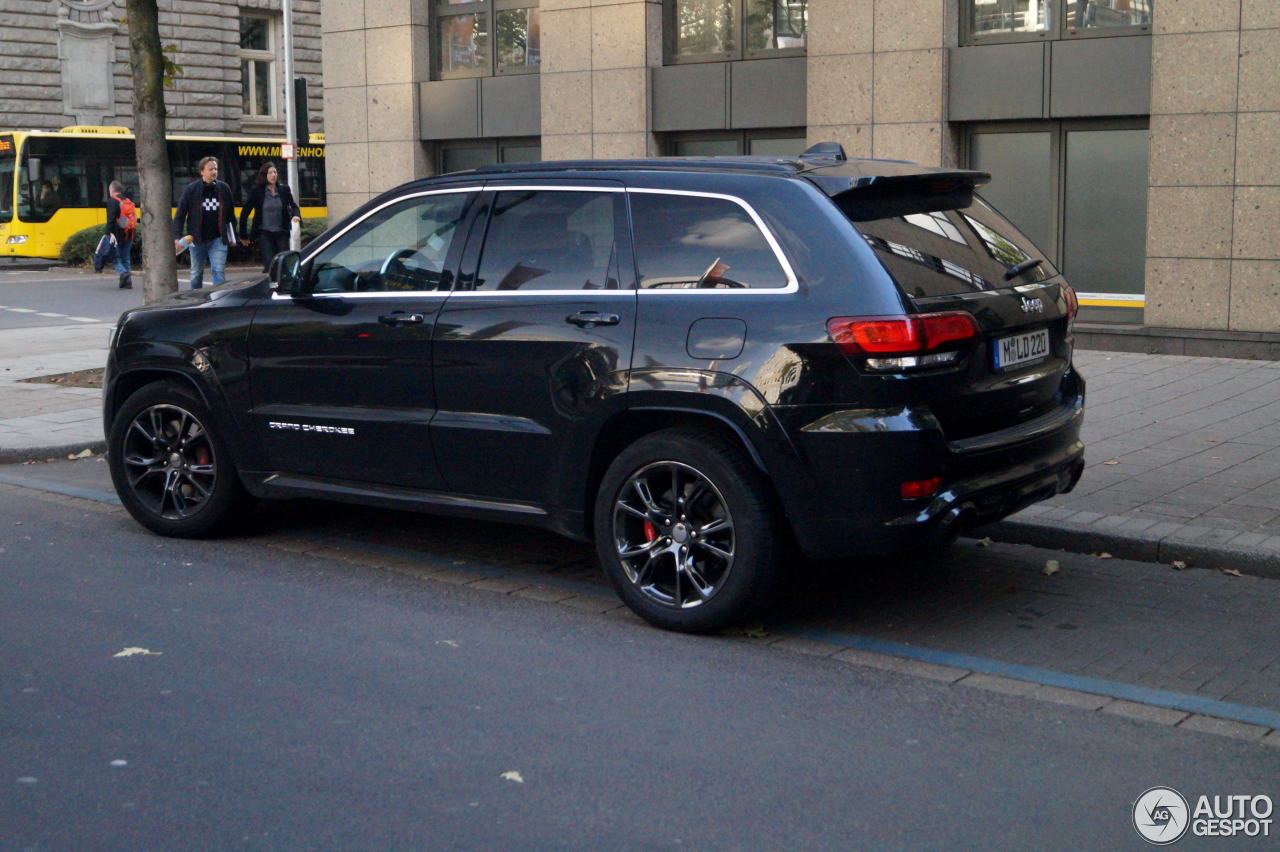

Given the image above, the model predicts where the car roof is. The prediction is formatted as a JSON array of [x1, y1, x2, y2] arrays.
[[401, 145, 990, 196]]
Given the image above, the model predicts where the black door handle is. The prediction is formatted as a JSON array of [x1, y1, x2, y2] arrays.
[[379, 312, 425, 326], [566, 310, 621, 328]]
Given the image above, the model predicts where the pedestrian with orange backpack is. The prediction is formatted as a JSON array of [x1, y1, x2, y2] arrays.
[[105, 180, 137, 289]]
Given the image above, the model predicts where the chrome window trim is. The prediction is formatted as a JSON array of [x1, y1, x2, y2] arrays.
[[626, 188, 799, 295], [270, 183, 798, 300]]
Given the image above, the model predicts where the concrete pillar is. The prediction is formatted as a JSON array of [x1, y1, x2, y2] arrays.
[[321, 0, 430, 220], [807, 0, 958, 166], [540, 0, 662, 159], [1145, 1, 1280, 332]]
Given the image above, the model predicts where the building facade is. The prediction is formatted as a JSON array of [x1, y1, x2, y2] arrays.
[[1, 0, 324, 137], [322, 0, 1280, 338]]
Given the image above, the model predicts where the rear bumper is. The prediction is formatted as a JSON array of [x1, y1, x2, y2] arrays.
[[770, 378, 1086, 559]]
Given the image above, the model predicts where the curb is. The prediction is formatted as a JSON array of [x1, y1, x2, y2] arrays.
[[0, 439, 107, 465], [974, 516, 1280, 581]]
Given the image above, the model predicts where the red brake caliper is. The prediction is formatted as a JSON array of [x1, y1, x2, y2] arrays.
[[643, 520, 657, 543], [195, 447, 211, 466]]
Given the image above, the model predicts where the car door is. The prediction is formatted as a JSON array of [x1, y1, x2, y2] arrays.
[[431, 182, 636, 509], [247, 187, 480, 488]]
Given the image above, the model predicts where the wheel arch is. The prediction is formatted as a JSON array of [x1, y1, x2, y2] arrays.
[[581, 405, 785, 541]]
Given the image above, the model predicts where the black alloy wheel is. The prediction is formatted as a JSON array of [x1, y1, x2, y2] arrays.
[[108, 381, 249, 537], [594, 427, 780, 633]]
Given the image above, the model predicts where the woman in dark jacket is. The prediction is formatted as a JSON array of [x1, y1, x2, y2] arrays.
[[238, 161, 301, 272]]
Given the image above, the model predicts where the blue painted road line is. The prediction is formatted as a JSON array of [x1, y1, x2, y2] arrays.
[[792, 626, 1280, 731]]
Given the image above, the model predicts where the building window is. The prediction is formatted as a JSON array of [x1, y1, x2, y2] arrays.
[[438, 138, 541, 173], [665, 129, 806, 156], [966, 119, 1149, 323], [240, 14, 277, 118], [435, 0, 541, 79], [669, 0, 807, 63], [964, 0, 1151, 43]]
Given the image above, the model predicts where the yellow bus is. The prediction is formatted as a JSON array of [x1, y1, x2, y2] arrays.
[[0, 126, 326, 260]]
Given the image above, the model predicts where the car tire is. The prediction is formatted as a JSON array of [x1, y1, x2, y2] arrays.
[[593, 427, 780, 633], [107, 380, 250, 538]]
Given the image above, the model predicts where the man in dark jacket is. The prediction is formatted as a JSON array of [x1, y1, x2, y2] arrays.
[[173, 156, 237, 290], [104, 180, 133, 289]]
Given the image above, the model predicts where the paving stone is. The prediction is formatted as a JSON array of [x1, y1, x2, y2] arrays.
[[831, 648, 969, 683], [956, 673, 1038, 697], [1030, 685, 1112, 711], [1178, 715, 1270, 742], [1100, 700, 1190, 726]]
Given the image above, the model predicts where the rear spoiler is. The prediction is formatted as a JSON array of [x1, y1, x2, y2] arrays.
[[805, 167, 993, 223]]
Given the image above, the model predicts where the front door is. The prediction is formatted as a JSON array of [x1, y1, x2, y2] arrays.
[[247, 188, 479, 488], [431, 183, 636, 510]]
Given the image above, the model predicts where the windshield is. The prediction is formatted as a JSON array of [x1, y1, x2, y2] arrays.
[[0, 135, 15, 222], [840, 193, 1059, 300]]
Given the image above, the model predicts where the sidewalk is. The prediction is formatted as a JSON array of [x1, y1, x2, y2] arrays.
[[5, 325, 1280, 576]]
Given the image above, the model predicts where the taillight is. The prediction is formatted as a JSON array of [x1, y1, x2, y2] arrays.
[[1062, 283, 1079, 319], [900, 477, 942, 500], [827, 312, 979, 370]]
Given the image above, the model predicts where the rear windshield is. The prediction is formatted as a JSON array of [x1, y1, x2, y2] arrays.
[[839, 193, 1058, 299]]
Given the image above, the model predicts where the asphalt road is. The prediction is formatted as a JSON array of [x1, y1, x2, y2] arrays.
[[0, 267, 262, 330], [3, 473, 1278, 848]]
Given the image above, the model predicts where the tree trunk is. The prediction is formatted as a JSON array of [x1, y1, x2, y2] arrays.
[[125, 0, 177, 304]]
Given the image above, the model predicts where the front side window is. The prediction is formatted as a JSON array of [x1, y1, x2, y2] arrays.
[[437, 0, 540, 78], [240, 14, 277, 118], [630, 193, 789, 290], [17, 138, 91, 223], [309, 192, 474, 293], [472, 190, 621, 291], [671, 0, 806, 61], [0, 135, 15, 222]]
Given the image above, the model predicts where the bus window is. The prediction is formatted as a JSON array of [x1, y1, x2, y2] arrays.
[[168, 141, 196, 204], [18, 138, 91, 223], [0, 135, 15, 222], [297, 151, 325, 207]]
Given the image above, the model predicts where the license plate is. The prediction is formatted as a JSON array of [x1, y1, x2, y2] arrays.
[[994, 328, 1049, 369]]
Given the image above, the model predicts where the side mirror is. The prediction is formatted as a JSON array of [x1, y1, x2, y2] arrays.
[[269, 251, 305, 294]]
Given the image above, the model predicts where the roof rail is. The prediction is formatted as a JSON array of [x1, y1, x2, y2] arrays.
[[800, 142, 847, 162]]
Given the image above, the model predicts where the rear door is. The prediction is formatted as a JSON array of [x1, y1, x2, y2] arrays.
[[431, 182, 636, 507], [841, 192, 1075, 439]]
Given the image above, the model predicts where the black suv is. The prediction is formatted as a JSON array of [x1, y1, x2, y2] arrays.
[[104, 146, 1085, 632]]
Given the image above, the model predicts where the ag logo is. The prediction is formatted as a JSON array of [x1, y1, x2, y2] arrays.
[[1134, 787, 1190, 845]]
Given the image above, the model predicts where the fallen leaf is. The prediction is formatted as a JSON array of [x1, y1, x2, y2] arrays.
[[976, 537, 993, 548], [500, 770, 524, 784], [113, 647, 162, 658], [71, 448, 93, 459], [1221, 568, 1243, 577], [1103, 460, 1119, 466], [1171, 560, 1187, 571], [1042, 560, 1060, 577], [1097, 552, 1112, 559]]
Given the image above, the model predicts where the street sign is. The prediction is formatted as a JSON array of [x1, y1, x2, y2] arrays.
[[281, 142, 296, 161]]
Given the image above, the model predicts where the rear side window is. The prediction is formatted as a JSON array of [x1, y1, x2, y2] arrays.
[[630, 192, 789, 290], [472, 190, 623, 291], [848, 196, 1058, 299]]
